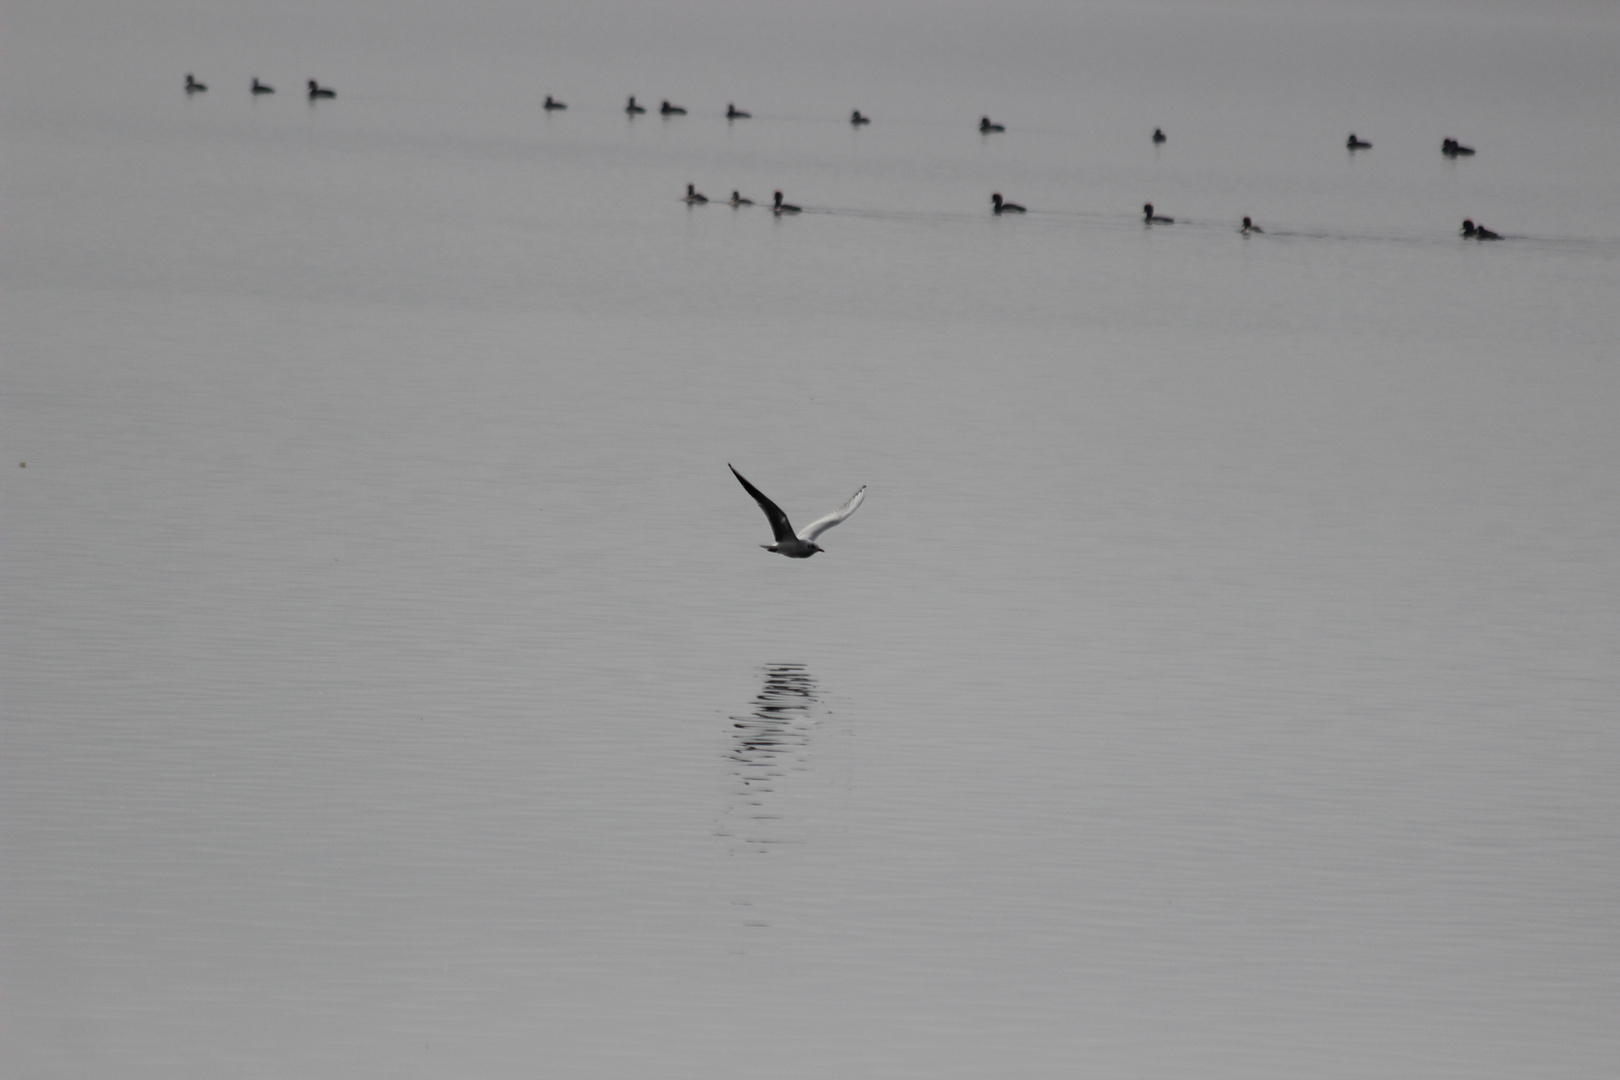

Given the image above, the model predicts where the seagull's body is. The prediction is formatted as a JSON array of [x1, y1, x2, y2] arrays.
[[729, 465, 865, 558]]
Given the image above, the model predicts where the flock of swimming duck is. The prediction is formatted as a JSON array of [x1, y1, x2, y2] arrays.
[[677, 117, 1497, 237], [654, 100, 1496, 237], [187, 73, 335, 99], [185, 75, 1503, 239]]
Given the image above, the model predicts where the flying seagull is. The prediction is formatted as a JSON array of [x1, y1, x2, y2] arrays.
[[729, 465, 865, 558]]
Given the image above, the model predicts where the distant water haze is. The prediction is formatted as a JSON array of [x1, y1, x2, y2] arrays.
[[4, 0, 1619, 1077]]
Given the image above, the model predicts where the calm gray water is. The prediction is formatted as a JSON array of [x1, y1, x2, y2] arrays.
[[4, 1, 1619, 1077]]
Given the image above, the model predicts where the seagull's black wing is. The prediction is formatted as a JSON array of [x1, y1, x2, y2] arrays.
[[729, 465, 796, 544]]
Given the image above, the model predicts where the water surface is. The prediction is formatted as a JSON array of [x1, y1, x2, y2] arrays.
[[4, 1, 1618, 1077]]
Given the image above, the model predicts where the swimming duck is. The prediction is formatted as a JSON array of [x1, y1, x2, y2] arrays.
[[772, 191, 802, 214], [1462, 219, 1500, 240], [1241, 216, 1263, 234], [850, 110, 871, 125], [185, 74, 207, 93], [1442, 138, 1475, 157], [544, 95, 566, 110], [660, 100, 686, 115], [307, 80, 335, 99], [980, 116, 1005, 133], [1143, 203, 1174, 224], [726, 103, 750, 119], [626, 96, 646, 114], [251, 78, 274, 95], [1152, 127, 1166, 144], [991, 193, 1025, 214], [730, 191, 754, 206], [684, 184, 708, 204], [1346, 133, 1371, 150]]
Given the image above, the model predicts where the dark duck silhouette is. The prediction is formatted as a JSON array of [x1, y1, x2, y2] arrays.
[[1143, 202, 1174, 224], [251, 78, 273, 95], [850, 110, 871, 125], [980, 116, 1005, 133], [1462, 219, 1500, 240], [684, 184, 709, 204], [626, 96, 646, 114], [544, 95, 566, 110], [1241, 216, 1263, 234], [1442, 138, 1475, 157], [307, 80, 335, 99], [1152, 127, 1167, 144], [185, 74, 207, 93], [730, 191, 754, 207], [991, 193, 1025, 214], [1347, 133, 1371, 150], [772, 191, 802, 215], [660, 100, 687, 115], [726, 103, 750, 119]]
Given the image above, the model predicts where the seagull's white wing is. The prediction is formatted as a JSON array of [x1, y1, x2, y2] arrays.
[[796, 485, 867, 543]]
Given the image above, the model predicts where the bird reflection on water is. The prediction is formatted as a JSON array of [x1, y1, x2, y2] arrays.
[[718, 664, 824, 856]]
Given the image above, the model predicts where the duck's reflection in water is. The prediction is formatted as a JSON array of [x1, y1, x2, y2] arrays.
[[718, 663, 824, 856]]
